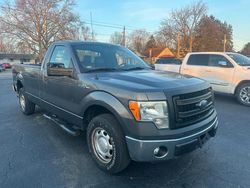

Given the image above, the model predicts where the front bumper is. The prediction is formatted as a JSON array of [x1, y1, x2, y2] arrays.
[[126, 117, 218, 161]]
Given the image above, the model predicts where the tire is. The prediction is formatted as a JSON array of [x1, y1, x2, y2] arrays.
[[19, 88, 36, 115], [236, 83, 250, 106], [87, 114, 130, 174]]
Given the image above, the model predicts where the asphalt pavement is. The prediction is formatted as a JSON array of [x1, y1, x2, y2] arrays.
[[0, 70, 250, 188]]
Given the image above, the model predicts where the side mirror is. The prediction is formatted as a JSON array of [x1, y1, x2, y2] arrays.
[[47, 67, 74, 77], [218, 61, 228, 67]]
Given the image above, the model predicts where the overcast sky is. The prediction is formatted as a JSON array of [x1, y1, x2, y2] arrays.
[[75, 0, 250, 51]]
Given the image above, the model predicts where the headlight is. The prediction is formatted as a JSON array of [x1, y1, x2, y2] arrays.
[[129, 101, 169, 129]]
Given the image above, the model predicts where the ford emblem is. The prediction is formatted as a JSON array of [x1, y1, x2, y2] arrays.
[[196, 99, 208, 109]]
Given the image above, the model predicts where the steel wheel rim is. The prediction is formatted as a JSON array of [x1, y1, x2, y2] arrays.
[[20, 94, 25, 111], [240, 86, 250, 104], [91, 127, 114, 163]]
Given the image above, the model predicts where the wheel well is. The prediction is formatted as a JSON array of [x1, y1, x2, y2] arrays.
[[83, 105, 113, 126], [235, 80, 250, 94], [16, 80, 23, 93]]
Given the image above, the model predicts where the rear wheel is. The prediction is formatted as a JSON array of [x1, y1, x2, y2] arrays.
[[19, 88, 35, 115], [87, 114, 130, 174], [236, 83, 250, 106]]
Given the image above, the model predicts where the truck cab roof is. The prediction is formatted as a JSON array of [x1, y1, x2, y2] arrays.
[[186, 52, 238, 56], [52, 40, 121, 48]]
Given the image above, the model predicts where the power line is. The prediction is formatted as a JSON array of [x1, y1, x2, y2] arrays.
[[81, 19, 155, 32], [95, 33, 115, 36], [82, 22, 124, 30], [81, 19, 128, 28], [81, 20, 155, 33]]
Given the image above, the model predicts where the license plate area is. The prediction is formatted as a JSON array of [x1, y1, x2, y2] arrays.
[[175, 133, 209, 156]]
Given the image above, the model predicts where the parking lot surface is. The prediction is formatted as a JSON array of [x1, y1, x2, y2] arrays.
[[0, 70, 250, 188]]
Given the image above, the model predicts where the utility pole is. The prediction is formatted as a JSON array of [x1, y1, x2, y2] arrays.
[[223, 34, 227, 52], [90, 12, 94, 41], [122, 26, 126, 47], [177, 32, 180, 58], [79, 22, 83, 40], [189, 34, 193, 52]]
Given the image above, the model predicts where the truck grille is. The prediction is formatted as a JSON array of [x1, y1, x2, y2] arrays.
[[173, 88, 214, 128]]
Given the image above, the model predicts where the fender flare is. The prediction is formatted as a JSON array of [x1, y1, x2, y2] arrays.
[[234, 80, 250, 94], [80, 91, 133, 134]]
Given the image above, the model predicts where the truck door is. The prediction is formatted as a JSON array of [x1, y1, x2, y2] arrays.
[[204, 54, 235, 93], [41, 45, 83, 125], [155, 58, 181, 73]]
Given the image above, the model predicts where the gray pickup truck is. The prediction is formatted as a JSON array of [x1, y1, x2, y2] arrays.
[[12, 41, 218, 174]]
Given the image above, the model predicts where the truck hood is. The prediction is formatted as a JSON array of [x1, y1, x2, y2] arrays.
[[91, 70, 208, 92]]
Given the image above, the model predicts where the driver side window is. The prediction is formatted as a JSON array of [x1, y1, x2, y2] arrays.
[[49, 46, 73, 69]]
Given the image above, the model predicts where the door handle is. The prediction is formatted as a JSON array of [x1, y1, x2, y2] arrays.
[[205, 69, 212, 72]]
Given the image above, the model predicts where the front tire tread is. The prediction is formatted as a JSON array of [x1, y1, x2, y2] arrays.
[[87, 113, 130, 174]]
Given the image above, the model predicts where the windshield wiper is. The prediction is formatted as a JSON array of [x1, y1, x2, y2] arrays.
[[123, 67, 147, 71], [85, 68, 119, 73]]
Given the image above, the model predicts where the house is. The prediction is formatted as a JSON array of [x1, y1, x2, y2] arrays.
[[144, 48, 175, 64], [0, 53, 36, 65]]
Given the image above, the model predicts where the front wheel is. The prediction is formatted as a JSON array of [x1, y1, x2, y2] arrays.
[[236, 83, 250, 106], [19, 88, 35, 115], [87, 114, 130, 174]]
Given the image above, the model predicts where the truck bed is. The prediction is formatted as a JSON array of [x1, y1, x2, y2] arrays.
[[12, 64, 42, 93], [13, 64, 41, 75]]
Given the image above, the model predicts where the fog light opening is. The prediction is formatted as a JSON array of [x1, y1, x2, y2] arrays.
[[153, 146, 168, 158]]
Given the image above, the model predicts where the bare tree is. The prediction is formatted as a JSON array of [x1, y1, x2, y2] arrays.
[[0, 0, 81, 60], [110, 31, 124, 45], [127, 29, 150, 54], [159, 0, 207, 52], [155, 28, 176, 49], [0, 36, 17, 53], [145, 35, 158, 50], [74, 23, 93, 41], [0, 37, 8, 53], [80, 25, 92, 41]]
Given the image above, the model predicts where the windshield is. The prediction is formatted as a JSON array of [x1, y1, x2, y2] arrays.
[[72, 43, 150, 72], [227, 53, 250, 66]]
